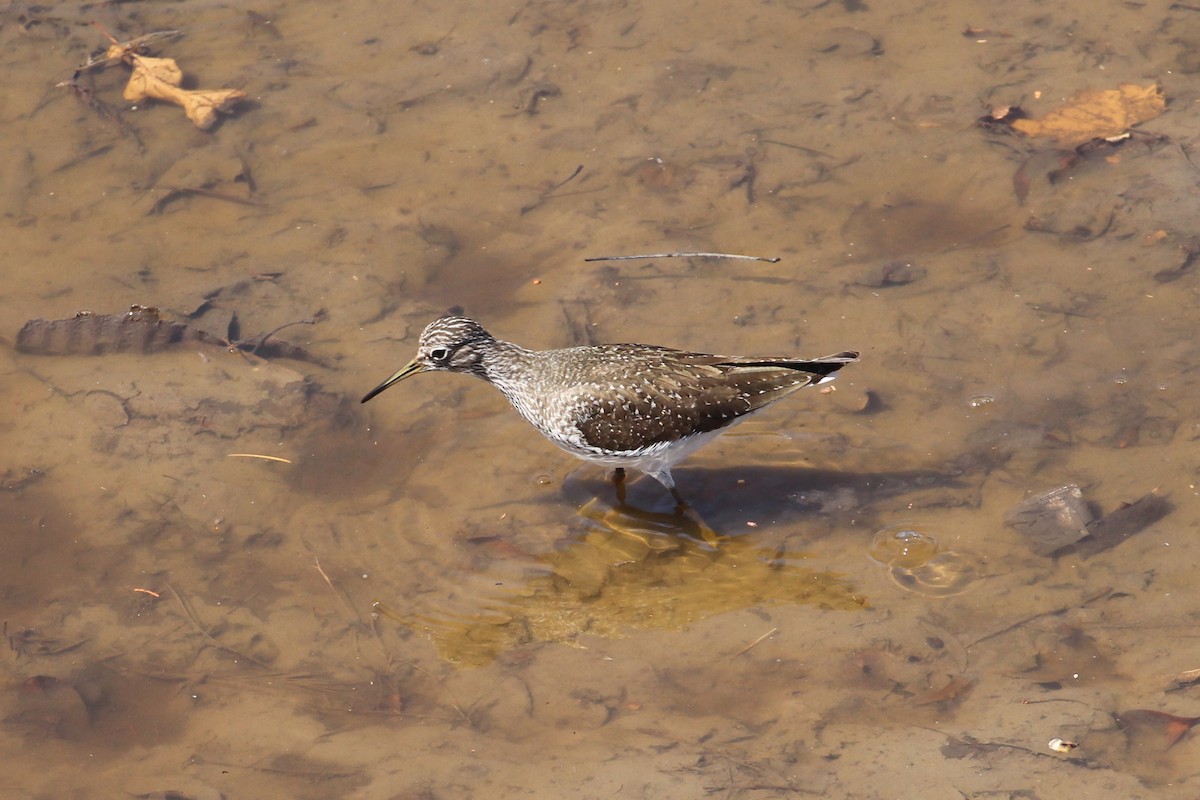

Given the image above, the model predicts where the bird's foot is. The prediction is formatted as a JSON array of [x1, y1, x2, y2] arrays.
[[613, 467, 628, 506]]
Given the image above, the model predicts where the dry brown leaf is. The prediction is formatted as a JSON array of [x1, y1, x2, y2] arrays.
[[124, 53, 245, 130], [1011, 82, 1165, 147], [123, 54, 184, 94]]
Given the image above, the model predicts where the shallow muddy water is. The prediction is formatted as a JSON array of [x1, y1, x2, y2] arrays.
[[2, 0, 1199, 797]]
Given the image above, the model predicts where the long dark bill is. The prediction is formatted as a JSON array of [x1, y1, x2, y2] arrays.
[[360, 358, 425, 403]]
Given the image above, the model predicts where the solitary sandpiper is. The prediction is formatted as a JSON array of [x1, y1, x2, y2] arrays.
[[362, 316, 858, 506]]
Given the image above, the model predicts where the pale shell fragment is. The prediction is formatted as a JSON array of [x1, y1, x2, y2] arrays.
[[1048, 738, 1078, 753]]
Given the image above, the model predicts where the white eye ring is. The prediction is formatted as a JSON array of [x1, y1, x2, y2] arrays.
[[429, 347, 449, 361]]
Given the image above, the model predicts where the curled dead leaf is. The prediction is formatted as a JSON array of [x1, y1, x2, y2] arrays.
[[124, 53, 245, 130], [1010, 82, 1165, 148], [1117, 709, 1200, 749]]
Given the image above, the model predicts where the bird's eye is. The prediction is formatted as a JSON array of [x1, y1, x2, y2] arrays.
[[429, 347, 450, 361]]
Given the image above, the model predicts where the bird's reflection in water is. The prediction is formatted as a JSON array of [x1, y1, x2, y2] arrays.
[[374, 489, 865, 667], [577, 491, 724, 548]]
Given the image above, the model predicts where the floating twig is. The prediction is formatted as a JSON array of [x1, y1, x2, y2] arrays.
[[237, 311, 327, 357], [966, 587, 1113, 649], [166, 583, 273, 668], [226, 453, 293, 464], [187, 754, 361, 780], [731, 627, 778, 658], [519, 164, 585, 215], [314, 556, 358, 621], [76, 27, 183, 71], [584, 251, 781, 263], [549, 164, 584, 190], [148, 185, 264, 215], [56, 74, 144, 151]]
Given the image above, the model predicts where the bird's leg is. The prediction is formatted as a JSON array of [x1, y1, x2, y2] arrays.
[[671, 504, 721, 546], [613, 467, 627, 506], [670, 486, 689, 512]]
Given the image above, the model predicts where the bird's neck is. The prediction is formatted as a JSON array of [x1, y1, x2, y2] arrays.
[[476, 339, 534, 386], [477, 341, 549, 426]]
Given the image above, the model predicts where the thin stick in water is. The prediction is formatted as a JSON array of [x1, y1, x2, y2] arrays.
[[731, 627, 779, 658], [314, 556, 358, 621], [227, 453, 293, 464], [584, 252, 781, 263]]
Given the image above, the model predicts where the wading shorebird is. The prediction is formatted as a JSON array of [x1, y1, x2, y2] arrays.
[[362, 316, 858, 506]]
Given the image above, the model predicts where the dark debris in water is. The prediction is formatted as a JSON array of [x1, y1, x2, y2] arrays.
[[1005, 484, 1092, 555], [15, 304, 329, 366], [847, 259, 927, 288], [1006, 486, 1171, 558], [1073, 491, 1171, 558], [0, 466, 46, 492]]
